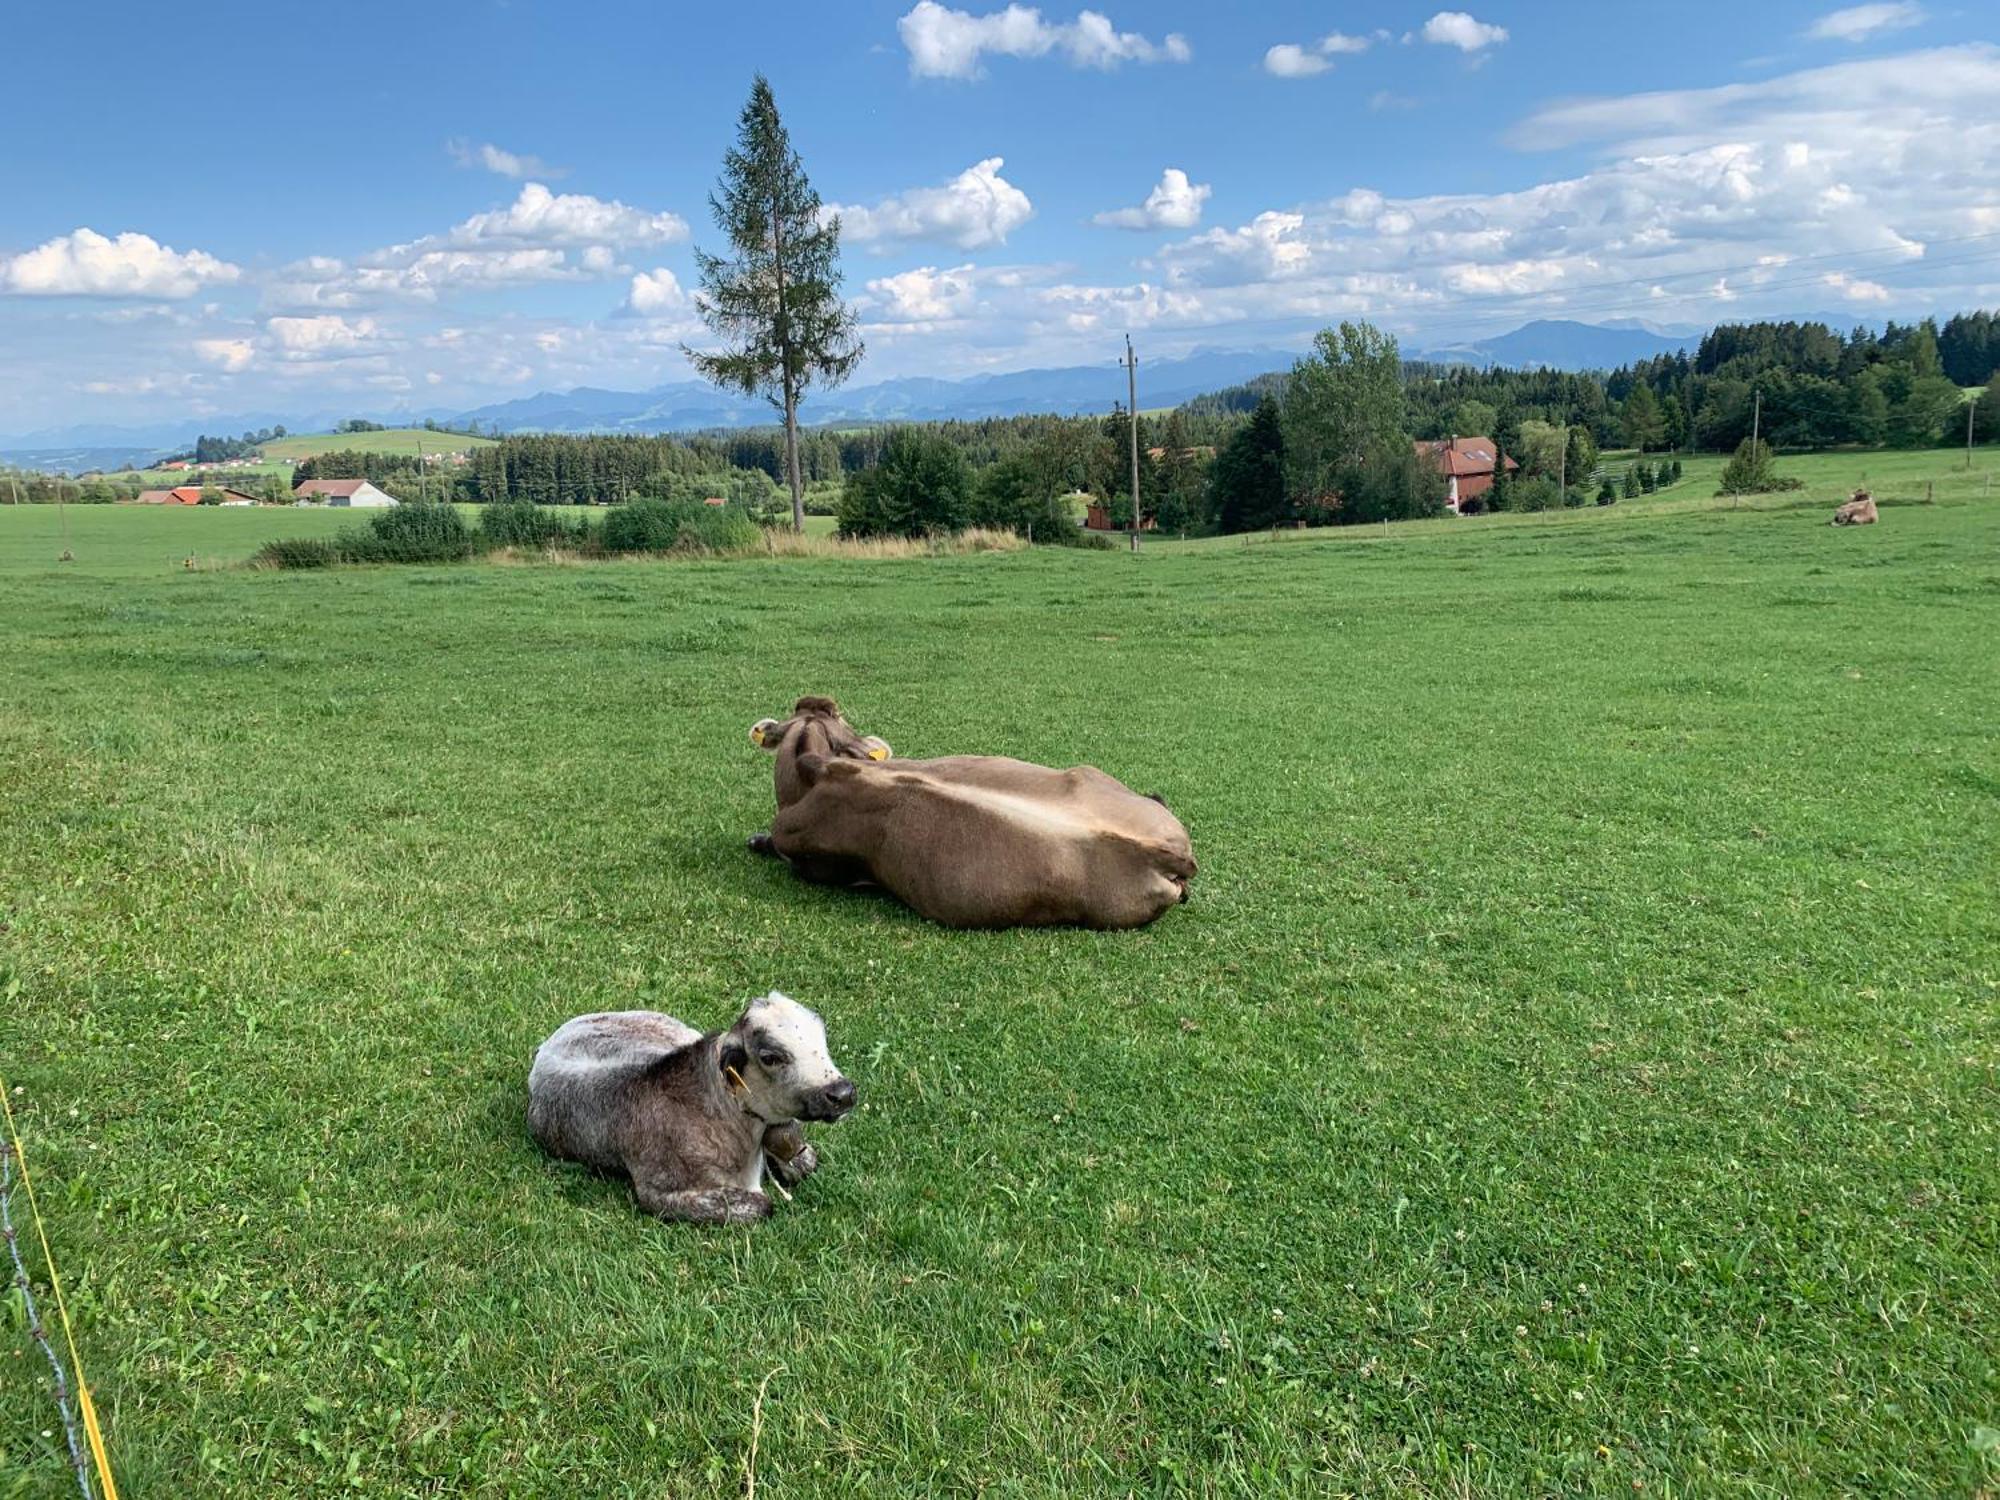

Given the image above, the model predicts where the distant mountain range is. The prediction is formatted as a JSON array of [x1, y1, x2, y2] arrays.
[[0, 315, 1890, 470]]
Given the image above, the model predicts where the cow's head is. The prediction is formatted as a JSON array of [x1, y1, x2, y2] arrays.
[[718, 991, 857, 1125], [750, 696, 892, 807]]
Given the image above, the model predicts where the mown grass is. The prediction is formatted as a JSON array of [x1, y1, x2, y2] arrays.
[[0, 450, 1995, 1497], [258, 429, 499, 461]]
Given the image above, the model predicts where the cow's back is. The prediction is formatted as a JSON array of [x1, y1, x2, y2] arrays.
[[528, 1011, 701, 1169], [777, 757, 1191, 928]]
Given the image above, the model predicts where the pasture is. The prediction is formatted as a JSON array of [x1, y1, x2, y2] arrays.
[[257, 428, 500, 461], [0, 461, 1995, 1496]]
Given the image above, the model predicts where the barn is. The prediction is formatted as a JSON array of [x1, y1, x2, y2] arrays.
[[293, 478, 399, 508]]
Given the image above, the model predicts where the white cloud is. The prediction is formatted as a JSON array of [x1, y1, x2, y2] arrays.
[[1263, 44, 1331, 78], [1422, 12, 1509, 51], [1807, 3, 1924, 41], [437, 182, 685, 252], [267, 314, 383, 358], [1264, 29, 1374, 76], [897, 2, 1190, 78], [447, 139, 566, 180], [865, 264, 984, 324], [1823, 270, 1893, 301], [0, 228, 241, 299], [1093, 168, 1212, 230], [193, 337, 256, 372], [831, 158, 1035, 249], [264, 183, 681, 309], [624, 266, 688, 316]]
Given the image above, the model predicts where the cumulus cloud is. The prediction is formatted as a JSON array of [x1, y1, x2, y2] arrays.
[[1263, 44, 1330, 78], [1136, 46, 2000, 338], [267, 314, 383, 358], [447, 139, 567, 179], [623, 266, 689, 316], [1264, 29, 1374, 76], [897, 2, 1190, 78], [265, 183, 684, 308], [1421, 12, 1509, 51], [1807, 3, 1924, 41], [830, 158, 1034, 249], [194, 337, 256, 372], [438, 182, 686, 251], [0, 228, 241, 299], [1093, 168, 1212, 230]]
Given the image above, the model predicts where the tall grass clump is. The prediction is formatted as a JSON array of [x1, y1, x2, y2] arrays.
[[340, 502, 476, 563], [599, 498, 760, 555], [479, 501, 594, 550], [251, 536, 339, 569]]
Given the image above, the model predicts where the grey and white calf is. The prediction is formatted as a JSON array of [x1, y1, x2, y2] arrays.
[[526, 992, 856, 1225]]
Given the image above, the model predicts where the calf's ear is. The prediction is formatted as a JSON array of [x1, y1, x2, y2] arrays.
[[720, 1040, 749, 1081], [860, 736, 893, 761], [749, 718, 783, 749]]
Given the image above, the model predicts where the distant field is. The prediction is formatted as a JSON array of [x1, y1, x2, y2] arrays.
[[0, 442, 1994, 1495], [259, 428, 499, 460]]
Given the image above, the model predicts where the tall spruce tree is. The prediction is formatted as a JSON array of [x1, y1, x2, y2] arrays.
[[685, 76, 862, 533], [1214, 395, 1289, 533]]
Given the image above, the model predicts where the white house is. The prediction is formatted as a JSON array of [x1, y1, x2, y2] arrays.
[[292, 478, 399, 508]]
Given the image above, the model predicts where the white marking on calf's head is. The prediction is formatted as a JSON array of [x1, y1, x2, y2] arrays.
[[724, 991, 853, 1123]]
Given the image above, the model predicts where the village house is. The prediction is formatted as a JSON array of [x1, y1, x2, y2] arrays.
[[131, 485, 264, 505], [1416, 435, 1518, 514], [292, 478, 399, 508]]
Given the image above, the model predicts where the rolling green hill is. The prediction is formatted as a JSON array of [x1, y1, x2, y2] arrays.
[[258, 428, 499, 461]]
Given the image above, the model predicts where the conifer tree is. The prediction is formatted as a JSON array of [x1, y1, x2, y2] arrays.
[[686, 75, 862, 532]]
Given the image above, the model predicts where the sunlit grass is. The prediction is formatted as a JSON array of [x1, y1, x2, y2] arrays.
[[0, 450, 1995, 1496]]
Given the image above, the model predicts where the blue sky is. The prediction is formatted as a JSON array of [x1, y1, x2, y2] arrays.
[[2, 0, 1996, 433]]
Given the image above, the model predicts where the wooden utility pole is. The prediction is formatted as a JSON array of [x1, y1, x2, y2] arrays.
[[1124, 335, 1141, 553], [1968, 396, 1977, 470]]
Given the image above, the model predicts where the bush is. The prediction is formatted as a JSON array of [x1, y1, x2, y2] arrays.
[[340, 502, 476, 563], [1510, 476, 1565, 512], [1717, 438, 1804, 496], [254, 536, 338, 569], [480, 500, 590, 550], [1039, 524, 1117, 550], [1597, 479, 1618, 506], [600, 498, 761, 554]]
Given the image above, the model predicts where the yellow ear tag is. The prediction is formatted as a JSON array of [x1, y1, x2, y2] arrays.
[[749, 725, 766, 747], [867, 745, 890, 761]]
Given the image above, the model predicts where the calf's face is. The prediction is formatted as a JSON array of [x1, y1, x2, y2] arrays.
[[721, 991, 857, 1124]]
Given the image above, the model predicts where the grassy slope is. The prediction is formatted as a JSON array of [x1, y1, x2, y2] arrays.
[[258, 428, 499, 461], [0, 456, 1995, 1497]]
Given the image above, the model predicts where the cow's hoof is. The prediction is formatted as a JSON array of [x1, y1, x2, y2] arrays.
[[747, 833, 777, 857]]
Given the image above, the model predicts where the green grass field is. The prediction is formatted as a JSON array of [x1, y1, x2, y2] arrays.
[[0, 449, 1995, 1496], [257, 428, 499, 461]]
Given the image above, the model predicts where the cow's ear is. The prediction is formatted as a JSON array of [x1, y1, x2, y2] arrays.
[[860, 736, 893, 762], [749, 718, 783, 750], [720, 1040, 749, 1085]]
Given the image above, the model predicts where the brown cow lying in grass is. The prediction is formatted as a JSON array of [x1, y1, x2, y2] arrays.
[[747, 696, 1195, 929], [1831, 490, 1878, 526]]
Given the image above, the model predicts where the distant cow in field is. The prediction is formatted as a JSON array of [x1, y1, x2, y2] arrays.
[[527, 992, 856, 1225], [746, 696, 1195, 929], [1831, 490, 1878, 526]]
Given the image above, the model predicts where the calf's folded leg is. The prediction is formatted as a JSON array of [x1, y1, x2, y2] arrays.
[[635, 1178, 772, 1224]]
